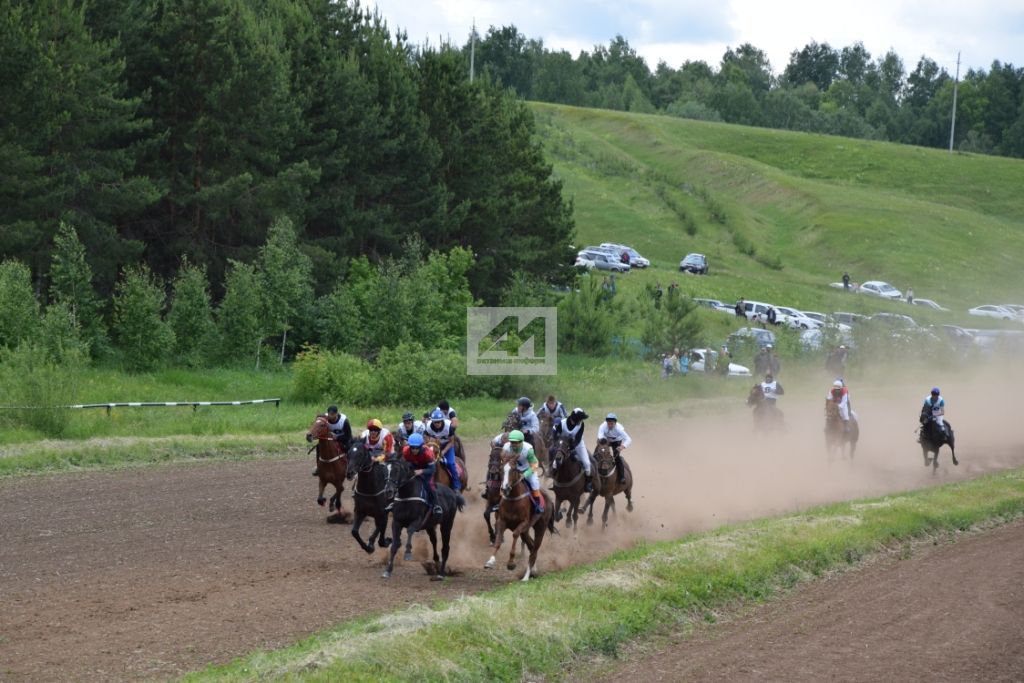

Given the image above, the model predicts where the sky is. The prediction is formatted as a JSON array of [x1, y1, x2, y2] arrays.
[[369, 0, 1024, 76]]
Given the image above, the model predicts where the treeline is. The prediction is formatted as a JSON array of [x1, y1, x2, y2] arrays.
[[0, 0, 575, 307], [467, 27, 1024, 157]]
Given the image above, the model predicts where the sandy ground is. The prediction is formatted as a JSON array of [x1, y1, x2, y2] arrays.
[[1, 373, 1021, 680]]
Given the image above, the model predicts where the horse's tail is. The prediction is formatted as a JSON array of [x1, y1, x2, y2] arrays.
[[454, 493, 466, 513]]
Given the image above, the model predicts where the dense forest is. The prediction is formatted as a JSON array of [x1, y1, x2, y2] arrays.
[[0, 0, 576, 307], [466, 27, 1024, 158]]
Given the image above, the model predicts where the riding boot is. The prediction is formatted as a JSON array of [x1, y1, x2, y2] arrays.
[[615, 455, 625, 484], [585, 478, 594, 493], [531, 489, 545, 514]]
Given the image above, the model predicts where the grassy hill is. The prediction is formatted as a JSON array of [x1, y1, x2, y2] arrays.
[[532, 103, 1024, 322]]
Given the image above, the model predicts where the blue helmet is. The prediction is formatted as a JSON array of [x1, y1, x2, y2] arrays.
[[408, 433, 424, 447], [429, 408, 445, 421], [606, 413, 617, 421], [931, 387, 940, 395]]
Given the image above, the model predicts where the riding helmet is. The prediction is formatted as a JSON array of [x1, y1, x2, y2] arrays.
[[605, 413, 617, 421], [408, 433, 424, 447], [430, 408, 445, 421], [832, 380, 843, 388], [517, 396, 532, 408], [572, 407, 589, 420], [402, 411, 415, 421], [931, 387, 940, 395], [508, 430, 525, 442], [367, 418, 383, 430]]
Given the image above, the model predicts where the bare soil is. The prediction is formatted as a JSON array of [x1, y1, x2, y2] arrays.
[[1, 378, 1022, 680], [587, 519, 1024, 683]]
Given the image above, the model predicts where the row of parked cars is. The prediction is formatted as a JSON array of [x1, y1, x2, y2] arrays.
[[828, 279, 1024, 323], [574, 243, 650, 273]]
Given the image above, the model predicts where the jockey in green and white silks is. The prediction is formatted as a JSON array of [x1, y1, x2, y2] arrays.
[[501, 430, 544, 513]]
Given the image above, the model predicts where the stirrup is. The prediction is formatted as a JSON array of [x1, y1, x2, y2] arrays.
[[433, 505, 443, 516], [384, 502, 394, 511], [584, 480, 594, 492]]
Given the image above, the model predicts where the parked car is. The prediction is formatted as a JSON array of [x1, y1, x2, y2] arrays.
[[999, 304, 1024, 320], [799, 327, 855, 351], [679, 253, 708, 274], [773, 305, 823, 330], [693, 298, 733, 313], [688, 348, 752, 377], [727, 327, 776, 350], [802, 311, 853, 332], [600, 243, 650, 268], [968, 305, 1017, 321], [574, 255, 595, 269], [935, 324, 975, 353], [577, 249, 629, 273], [832, 312, 869, 325], [911, 298, 949, 312], [858, 280, 904, 300], [869, 312, 920, 328], [739, 300, 773, 323]]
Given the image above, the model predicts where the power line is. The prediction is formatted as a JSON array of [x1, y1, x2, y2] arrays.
[[948, 51, 961, 153]]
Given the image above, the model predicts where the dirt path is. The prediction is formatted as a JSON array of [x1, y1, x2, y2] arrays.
[[588, 519, 1024, 683], [1, 382, 1022, 680]]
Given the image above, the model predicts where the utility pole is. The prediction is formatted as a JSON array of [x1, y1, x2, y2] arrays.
[[948, 51, 961, 153], [469, 20, 476, 83]]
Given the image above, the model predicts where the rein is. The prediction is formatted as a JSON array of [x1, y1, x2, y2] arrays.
[[550, 451, 585, 488]]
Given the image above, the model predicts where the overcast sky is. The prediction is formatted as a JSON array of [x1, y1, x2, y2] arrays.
[[370, 0, 1024, 75]]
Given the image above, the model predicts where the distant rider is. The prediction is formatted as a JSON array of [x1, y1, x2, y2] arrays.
[[514, 397, 541, 450], [597, 413, 632, 485], [397, 433, 442, 517], [395, 411, 425, 446], [827, 379, 855, 432], [313, 405, 352, 476], [551, 408, 593, 492], [436, 400, 458, 428], [423, 408, 462, 493], [760, 372, 784, 405], [360, 418, 395, 461], [502, 430, 545, 514], [921, 387, 949, 438]]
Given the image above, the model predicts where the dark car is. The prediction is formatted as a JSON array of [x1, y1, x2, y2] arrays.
[[679, 253, 708, 274]]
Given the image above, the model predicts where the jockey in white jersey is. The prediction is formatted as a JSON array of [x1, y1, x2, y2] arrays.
[[551, 408, 593, 492], [596, 413, 632, 484]]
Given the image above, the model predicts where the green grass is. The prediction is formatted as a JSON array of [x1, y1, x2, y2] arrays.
[[534, 103, 1024, 318], [184, 467, 1024, 682]]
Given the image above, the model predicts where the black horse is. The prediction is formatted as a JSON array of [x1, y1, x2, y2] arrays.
[[344, 442, 393, 554], [919, 411, 958, 472], [550, 436, 590, 533], [382, 458, 465, 580]]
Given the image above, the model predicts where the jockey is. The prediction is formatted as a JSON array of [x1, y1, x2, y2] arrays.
[[597, 413, 632, 484], [760, 372, 784, 404], [502, 430, 545, 514], [399, 433, 442, 517], [313, 405, 353, 477], [436, 400, 458, 428], [537, 395, 568, 422], [551, 408, 593, 492], [396, 411, 425, 444], [828, 379, 855, 431], [360, 418, 395, 461], [515, 397, 541, 449], [423, 408, 462, 493], [921, 387, 949, 436]]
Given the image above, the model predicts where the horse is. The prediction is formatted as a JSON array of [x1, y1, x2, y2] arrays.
[[305, 414, 351, 523], [501, 410, 548, 472], [824, 400, 859, 461], [483, 444, 504, 544], [919, 413, 958, 473], [344, 442, 393, 554], [424, 435, 470, 494], [484, 453, 555, 581], [747, 384, 784, 432], [381, 457, 465, 580], [537, 411, 554, 461], [549, 436, 591, 533], [583, 439, 633, 529]]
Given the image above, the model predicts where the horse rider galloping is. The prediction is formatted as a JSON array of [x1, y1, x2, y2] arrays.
[[361, 418, 395, 461], [502, 430, 545, 514], [396, 433, 442, 517], [514, 397, 541, 450], [552, 408, 594, 492], [920, 387, 950, 439], [313, 405, 353, 476], [597, 413, 632, 484], [423, 408, 462, 493], [828, 379, 856, 431]]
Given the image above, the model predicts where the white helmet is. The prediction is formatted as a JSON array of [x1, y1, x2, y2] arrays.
[[833, 379, 844, 388]]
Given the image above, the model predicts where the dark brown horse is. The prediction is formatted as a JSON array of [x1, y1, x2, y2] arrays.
[[584, 440, 633, 529], [550, 436, 590, 533], [747, 384, 784, 432], [919, 412, 958, 473], [824, 400, 859, 461], [484, 453, 555, 581], [306, 414, 351, 523], [424, 436, 469, 493], [344, 442, 392, 553], [483, 444, 503, 544]]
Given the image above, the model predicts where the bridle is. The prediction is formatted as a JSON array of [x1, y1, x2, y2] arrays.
[[311, 417, 345, 464]]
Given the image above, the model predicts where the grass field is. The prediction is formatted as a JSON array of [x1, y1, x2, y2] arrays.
[[185, 467, 1024, 682], [534, 103, 1024, 321]]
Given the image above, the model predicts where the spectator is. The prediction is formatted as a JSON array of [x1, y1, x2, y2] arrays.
[[653, 283, 664, 309], [766, 306, 778, 326], [735, 298, 746, 318], [660, 353, 673, 378], [826, 345, 848, 377], [906, 287, 914, 305], [716, 345, 731, 376], [842, 272, 851, 291], [621, 250, 630, 266], [678, 350, 689, 375]]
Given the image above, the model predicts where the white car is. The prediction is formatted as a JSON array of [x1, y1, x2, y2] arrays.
[[968, 305, 1017, 321], [688, 348, 752, 377], [577, 249, 629, 273], [600, 243, 650, 268], [999, 304, 1024, 320], [802, 311, 853, 332], [773, 305, 823, 330], [693, 298, 734, 314], [574, 255, 595, 269], [911, 298, 949, 312], [858, 280, 904, 300]]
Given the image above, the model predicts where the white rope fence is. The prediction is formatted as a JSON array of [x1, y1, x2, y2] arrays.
[[0, 398, 281, 415]]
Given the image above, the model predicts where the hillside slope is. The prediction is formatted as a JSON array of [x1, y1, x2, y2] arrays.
[[532, 103, 1024, 316]]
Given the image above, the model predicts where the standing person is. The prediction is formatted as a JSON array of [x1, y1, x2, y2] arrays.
[[597, 414, 632, 485], [551, 408, 593, 492], [842, 272, 851, 291], [767, 345, 781, 377], [766, 306, 778, 326], [678, 349, 690, 375], [826, 345, 848, 377], [716, 345, 731, 376], [661, 353, 672, 378], [735, 298, 746, 318], [313, 405, 352, 476], [906, 287, 914, 305]]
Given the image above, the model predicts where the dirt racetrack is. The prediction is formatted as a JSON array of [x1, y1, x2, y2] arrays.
[[1, 376, 1022, 680]]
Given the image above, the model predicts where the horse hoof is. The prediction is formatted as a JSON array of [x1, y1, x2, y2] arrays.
[[317, 497, 326, 506], [364, 546, 374, 555], [381, 538, 392, 547], [586, 518, 593, 527], [430, 574, 445, 582], [404, 552, 413, 562], [381, 570, 391, 579], [627, 502, 634, 512], [507, 563, 516, 571], [484, 557, 495, 569]]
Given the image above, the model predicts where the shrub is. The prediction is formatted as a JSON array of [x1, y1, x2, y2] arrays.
[[113, 265, 175, 372], [0, 259, 40, 349], [0, 341, 85, 437]]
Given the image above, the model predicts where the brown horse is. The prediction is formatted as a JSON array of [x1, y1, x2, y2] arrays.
[[584, 440, 633, 529], [306, 414, 351, 523], [502, 411, 548, 471], [824, 400, 859, 461], [550, 436, 591, 533], [424, 436, 469, 494], [747, 384, 784, 432], [484, 453, 555, 581], [483, 444, 503, 544]]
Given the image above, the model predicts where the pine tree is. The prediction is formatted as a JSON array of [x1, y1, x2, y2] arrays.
[[113, 265, 175, 372], [641, 287, 703, 355], [167, 257, 217, 367], [256, 216, 313, 362], [217, 260, 264, 368], [0, 259, 40, 349], [48, 222, 108, 357]]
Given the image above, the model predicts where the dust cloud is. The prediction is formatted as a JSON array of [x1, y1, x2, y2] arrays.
[[409, 362, 1022, 574]]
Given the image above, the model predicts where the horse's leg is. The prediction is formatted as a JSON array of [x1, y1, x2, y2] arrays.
[[602, 495, 611, 529], [425, 524, 440, 578], [404, 526, 416, 562], [526, 518, 547, 580], [932, 448, 939, 474], [317, 478, 327, 506], [437, 518, 453, 579], [351, 509, 374, 554], [922, 443, 931, 467], [376, 509, 391, 547], [382, 518, 403, 578], [484, 504, 496, 546], [949, 436, 958, 466], [485, 516, 507, 569], [519, 530, 537, 581], [585, 489, 598, 526], [626, 482, 634, 512], [507, 523, 524, 571]]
